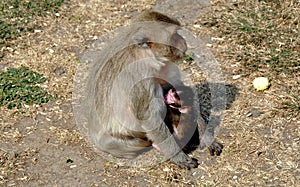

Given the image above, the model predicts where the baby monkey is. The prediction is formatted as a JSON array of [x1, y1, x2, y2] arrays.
[[163, 83, 198, 151], [163, 83, 223, 156]]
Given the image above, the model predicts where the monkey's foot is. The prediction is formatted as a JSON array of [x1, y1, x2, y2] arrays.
[[208, 141, 223, 156], [170, 151, 198, 169]]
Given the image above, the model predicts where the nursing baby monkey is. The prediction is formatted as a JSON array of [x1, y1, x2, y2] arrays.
[[162, 83, 223, 156], [85, 11, 223, 169]]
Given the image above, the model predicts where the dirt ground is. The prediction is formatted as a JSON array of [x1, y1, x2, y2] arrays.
[[0, 0, 299, 186]]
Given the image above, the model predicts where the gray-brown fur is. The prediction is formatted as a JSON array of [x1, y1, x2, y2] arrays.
[[84, 11, 222, 169], [85, 11, 197, 169]]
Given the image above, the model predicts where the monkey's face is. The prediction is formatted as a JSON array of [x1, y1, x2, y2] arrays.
[[132, 23, 187, 62], [151, 41, 186, 61], [164, 87, 193, 114], [164, 88, 181, 106], [151, 27, 187, 61], [170, 31, 187, 57]]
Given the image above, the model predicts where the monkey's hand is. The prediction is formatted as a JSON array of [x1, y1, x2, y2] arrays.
[[170, 152, 198, 169], [200, 132, 223, 156]]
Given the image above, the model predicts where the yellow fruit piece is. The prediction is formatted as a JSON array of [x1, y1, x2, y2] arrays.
[[253, 77, 269, 91]]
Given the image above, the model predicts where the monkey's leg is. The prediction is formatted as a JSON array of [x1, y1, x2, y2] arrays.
[[95, 133, 152, 159]]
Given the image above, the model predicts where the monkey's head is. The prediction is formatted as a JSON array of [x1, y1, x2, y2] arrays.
[[164, 86, 194, 114], [131, 11, 187, 62]]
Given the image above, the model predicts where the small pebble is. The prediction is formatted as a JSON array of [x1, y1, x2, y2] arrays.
[[232, 75, 241, 80], [53, 67, 66, 75], [70, 165, 77, 169]]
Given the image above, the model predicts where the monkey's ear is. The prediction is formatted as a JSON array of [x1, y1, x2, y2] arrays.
[[132, 31, 153, 48]]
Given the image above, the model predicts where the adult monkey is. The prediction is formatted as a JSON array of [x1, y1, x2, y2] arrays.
[[84, 11, 220, 169]]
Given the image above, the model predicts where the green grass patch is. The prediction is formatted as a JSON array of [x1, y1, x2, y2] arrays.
[[183, 52, 195, 62], [0, 0, 64, 48], [0, 67, 55, 110]]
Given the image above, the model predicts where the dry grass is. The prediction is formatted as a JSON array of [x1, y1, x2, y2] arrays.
[[0, 0, 299, 186], [197, 0, 300, 114]]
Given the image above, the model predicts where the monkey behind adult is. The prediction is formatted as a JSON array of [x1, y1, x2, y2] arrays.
[[162, 83, 223, 156], [163, 84, 195, 141]]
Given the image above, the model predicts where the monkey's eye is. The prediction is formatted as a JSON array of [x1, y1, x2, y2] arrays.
[[138, 38, 152, 48]]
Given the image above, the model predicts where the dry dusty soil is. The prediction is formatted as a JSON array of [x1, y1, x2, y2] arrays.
[[0, 0, 299, 186]]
